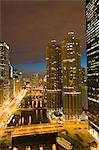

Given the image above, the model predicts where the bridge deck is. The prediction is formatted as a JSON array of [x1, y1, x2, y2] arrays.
[[0, 123, 65, 138], [17, 107, 47, 111], [12, 123, 65, 137]]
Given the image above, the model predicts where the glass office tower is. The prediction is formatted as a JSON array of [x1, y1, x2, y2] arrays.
[[86, 0, 99, 140], [0, 42, 10, 106]]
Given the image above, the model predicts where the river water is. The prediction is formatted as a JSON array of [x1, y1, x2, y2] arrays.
[[12, 133, 61, 150], [9, 109, 63, 150]]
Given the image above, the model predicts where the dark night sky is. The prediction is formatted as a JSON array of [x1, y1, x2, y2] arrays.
[[1, 0, 86, 75]]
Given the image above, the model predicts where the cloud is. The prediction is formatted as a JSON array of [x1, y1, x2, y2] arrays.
[[1, 0, 86, 70]]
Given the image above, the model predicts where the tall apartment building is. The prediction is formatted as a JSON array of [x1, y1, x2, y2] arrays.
[[86, 0, 99, 139], [46, 40, 62, 110], [61, 32, 82, 119], [0, 42, 9, 106]]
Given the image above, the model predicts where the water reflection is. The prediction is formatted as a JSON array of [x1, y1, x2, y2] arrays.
[[12, 133, 60, 150]]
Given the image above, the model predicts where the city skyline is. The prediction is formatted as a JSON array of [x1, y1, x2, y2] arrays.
[[0, 0, 99, 149], [1, 0, 86, 74]]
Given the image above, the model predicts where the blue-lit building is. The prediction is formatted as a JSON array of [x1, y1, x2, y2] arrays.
[[86, 0, 99, 140]]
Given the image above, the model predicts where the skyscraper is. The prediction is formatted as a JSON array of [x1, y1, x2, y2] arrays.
[[86, 0, 99, 139], [0, 42, 10, 106], [13, 69, 23, 97], [9, 62, 14, 100], [61, 32, 82, 119], [46, 40, 62, 110]]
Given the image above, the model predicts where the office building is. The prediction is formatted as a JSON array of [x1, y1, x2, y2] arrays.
[[30, 74, 40, 88], [0, 42, 9, 106], [80, 67, 88, 110], [46, 40, 62, 110], [86, 0, 99, 139], [61, 32, 82, 119], [13, 69, 23, 97], [80, 67, 87, 84], [9, 62, 14, 99]]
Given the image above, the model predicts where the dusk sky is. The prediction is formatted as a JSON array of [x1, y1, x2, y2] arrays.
[[1, 0, 86, 75]]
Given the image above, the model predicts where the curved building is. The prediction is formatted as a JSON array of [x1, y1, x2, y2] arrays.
[[46, 40, 62, 110], [61, 32, 82, 119]]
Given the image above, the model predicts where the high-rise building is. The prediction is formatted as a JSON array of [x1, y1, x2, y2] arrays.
[[61, 32, 82, 119], [80, 67, 87, 84], [80, 67, 88, 110], [46, 40, 62, 110], [9, 62, 14, 100], [13, 69, 23, 97], [0, 42, 9, 106], [30, 74, 40, 88], [86, 0, 99, 139]]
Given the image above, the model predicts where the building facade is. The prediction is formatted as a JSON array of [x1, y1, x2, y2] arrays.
[[0, 42, 9, 106], [9, 62, 14, 100], [46, 40, 62, 110], [13, 69, 23, 97], [86, 0, 99, 139], [61, 32, 82, 119], [30, 74, 40, 88]]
